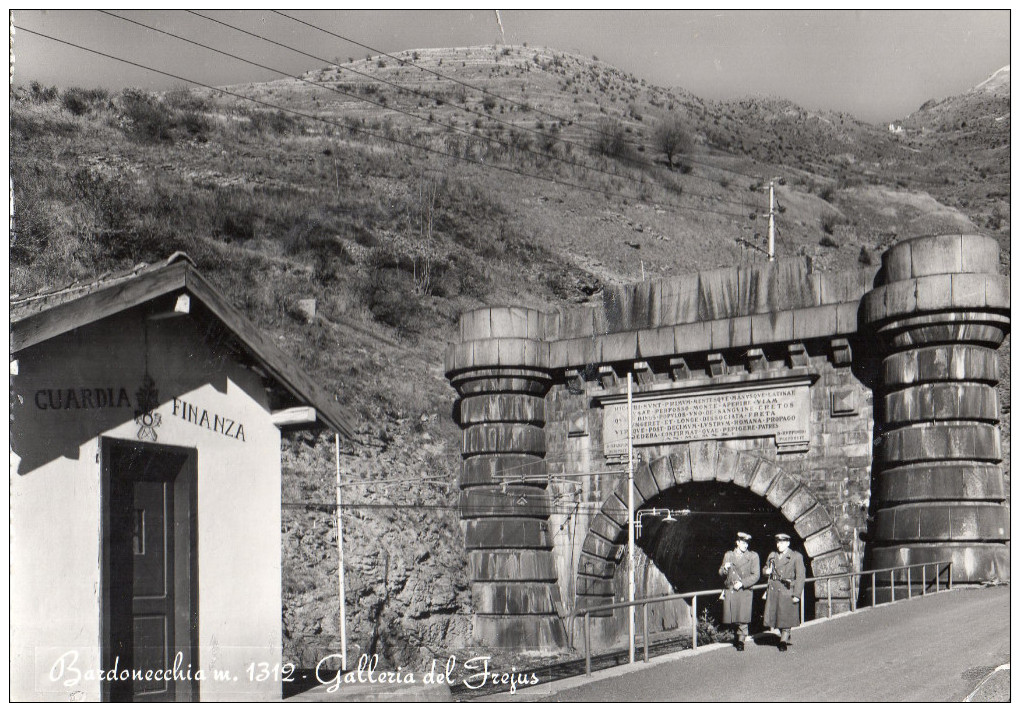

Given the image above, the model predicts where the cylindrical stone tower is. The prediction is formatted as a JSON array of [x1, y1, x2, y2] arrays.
[[445, 307, 567, 651], [862, 233, 1010, 594]]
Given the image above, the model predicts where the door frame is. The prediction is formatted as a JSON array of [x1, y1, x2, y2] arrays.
[[100, 437, 199, 702]]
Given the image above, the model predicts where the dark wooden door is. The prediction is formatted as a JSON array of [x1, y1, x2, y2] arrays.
[[104, 442, 197, 702]]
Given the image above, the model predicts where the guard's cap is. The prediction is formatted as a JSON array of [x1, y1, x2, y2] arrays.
[[775, 533, 791, 541], [736, 532, 752, 541]]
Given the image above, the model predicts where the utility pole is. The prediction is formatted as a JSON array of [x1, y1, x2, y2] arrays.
[[627, 372, 636, 664], [768, 180, 777, 262], [335, 433, 348, 671]]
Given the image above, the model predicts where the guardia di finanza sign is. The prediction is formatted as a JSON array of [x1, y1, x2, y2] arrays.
[[602, 382, 811, 455]]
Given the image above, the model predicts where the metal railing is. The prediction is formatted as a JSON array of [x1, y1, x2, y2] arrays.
[[569, 560, 952, 676]]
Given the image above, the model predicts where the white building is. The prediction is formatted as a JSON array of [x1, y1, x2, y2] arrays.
[[10, 254, 355, 701]]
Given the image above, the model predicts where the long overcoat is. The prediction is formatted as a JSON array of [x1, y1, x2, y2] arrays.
[[719, 549, 760, 624], [763, 548, 806, 629]]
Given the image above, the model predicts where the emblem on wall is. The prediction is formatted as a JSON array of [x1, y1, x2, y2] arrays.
[[133, 374, 162, 441]]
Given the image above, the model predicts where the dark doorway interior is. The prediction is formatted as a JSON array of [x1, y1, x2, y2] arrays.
[[102, 439, 198, 702], [636, 482, 814, 631]]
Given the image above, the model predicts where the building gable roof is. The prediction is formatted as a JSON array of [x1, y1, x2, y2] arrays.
[[11, 255, 357, 438]]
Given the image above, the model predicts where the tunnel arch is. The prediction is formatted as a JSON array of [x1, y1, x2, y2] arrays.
[[575, 442, 850, 614]]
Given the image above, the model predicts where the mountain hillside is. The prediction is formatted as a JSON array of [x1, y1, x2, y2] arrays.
[[10, 46, 1009, 669]]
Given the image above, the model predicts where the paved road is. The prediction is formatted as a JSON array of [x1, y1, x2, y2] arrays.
[[533, 587, 1009, 702]]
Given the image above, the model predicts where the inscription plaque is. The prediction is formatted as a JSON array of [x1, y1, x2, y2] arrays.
[[602, 384, 811, 455]]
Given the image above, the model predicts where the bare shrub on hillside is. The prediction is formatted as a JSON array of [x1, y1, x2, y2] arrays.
[[29, 81, 59, 102], [179, 110, 211, 141], [987, 205, 1006, 230], [120, 85, 213, 141], [660, 172, 684, 198], [364, 267, 425, 336], [12, 156, 200, 284], [249, 109, 297, 136], [592, 117, 632, 161], [508, 131, 535, 164], [11, 111, 79, 143], [165, 84, 208, 112], [820, 211, 843, 235], [61, 87, 109, 116], [68, 167, 191, 264], [120, 89, 175, 143], [407, 176, 439, 297]]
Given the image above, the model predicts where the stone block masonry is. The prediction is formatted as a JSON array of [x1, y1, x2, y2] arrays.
[[446, 234, 1009, 650], [447, 308, 566, 653], [862, 234, 1010, 593]]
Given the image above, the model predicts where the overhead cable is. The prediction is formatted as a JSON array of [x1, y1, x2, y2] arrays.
[[271, 9, 764, 183], [17, 24, 750, 221], [185, 10, 753, 209]]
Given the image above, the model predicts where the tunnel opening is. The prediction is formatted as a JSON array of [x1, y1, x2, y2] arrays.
[[636, 482, 815, 631]]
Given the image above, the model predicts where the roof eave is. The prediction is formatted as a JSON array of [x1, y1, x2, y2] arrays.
[[10, 261, 357, 440]]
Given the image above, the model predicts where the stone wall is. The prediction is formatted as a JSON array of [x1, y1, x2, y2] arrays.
[[281, 429, 473, 670]]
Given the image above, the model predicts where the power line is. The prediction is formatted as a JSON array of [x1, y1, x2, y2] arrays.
[[339, 477, 454, 488], [107, 10, 623, 181], [272, 11, 623, 146], [176, 12, 638, 188], [339, 439, 684, 464], [271, 10, 764, 183], [187, 11, 638, 185], [335, 452, 642, 489], [17, 25, 750, 221], [340, 438, 776, 488], [283, 501, 781, 518], [181, 10, 753, 211], [269, 13, 645, 153]]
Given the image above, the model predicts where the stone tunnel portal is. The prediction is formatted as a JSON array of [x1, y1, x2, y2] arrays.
[[637, 482, 815, 626], [575, 447, 844, 626], [446, 232, 1009, 652]]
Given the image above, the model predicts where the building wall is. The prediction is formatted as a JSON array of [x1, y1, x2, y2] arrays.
[[11, 308, 283, 701]]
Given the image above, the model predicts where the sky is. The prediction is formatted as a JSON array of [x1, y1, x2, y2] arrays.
[[9, 10, 1011, 124]]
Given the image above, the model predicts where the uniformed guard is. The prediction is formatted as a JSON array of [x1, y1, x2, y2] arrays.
[[762, 533, 806, 651], [718, 531, 760, 651]]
